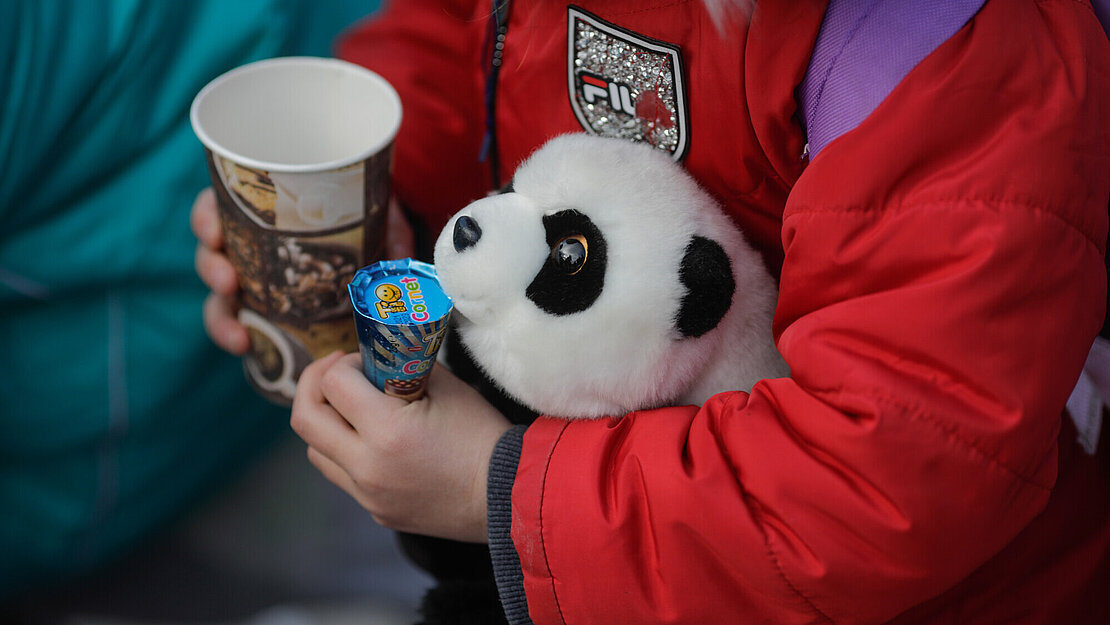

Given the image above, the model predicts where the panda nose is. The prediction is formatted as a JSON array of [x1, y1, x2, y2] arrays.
[[453, 215, 482, 252]]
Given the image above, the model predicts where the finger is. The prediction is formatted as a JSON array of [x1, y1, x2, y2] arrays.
[[190, 188, 223, 249], [385, 196, 415, 259], [319, 353, 410, 432], [202, 293, 249, 355], [195, 243, 239, 295], [423, 360, 469, 396], [293, 350, 348, 408], [291, 352, 360, 461], [305, 445, 374, 511]]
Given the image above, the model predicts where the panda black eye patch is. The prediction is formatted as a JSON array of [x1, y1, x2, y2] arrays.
[[526, 210, 607, 316]]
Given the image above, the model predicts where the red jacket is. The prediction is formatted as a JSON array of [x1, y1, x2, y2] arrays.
[[339, 1, 1110, 623]]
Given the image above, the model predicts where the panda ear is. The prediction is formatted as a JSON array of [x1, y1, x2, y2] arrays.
[[676, 236, 735, 338]]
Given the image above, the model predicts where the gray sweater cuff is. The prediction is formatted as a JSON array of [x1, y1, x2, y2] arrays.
[[487, 424, 534, 625]]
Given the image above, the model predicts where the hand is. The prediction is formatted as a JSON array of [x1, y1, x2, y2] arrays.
[[191, 188, 249, 354], [190, 188, 417, 355], [290, 352, 512, 543]]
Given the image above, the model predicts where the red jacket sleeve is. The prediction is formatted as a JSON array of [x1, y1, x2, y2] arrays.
[[336, 0, 492, 235], [511, 1, 1110, 623]]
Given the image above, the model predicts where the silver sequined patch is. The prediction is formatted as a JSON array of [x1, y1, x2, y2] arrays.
[[567, 7, 689, 160]]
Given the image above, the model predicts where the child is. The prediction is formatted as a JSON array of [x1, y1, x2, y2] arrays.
[[196, 1, 1110, 623]]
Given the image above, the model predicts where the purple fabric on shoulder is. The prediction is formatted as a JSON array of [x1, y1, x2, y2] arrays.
[[799, 0, 986, 159], [1094, 0, 1110, 40]]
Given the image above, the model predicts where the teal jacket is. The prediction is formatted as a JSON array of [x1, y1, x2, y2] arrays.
[[0, 0, 378, 599]]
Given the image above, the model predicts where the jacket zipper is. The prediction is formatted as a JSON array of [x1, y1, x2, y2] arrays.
[[480, 0, 511, 189]]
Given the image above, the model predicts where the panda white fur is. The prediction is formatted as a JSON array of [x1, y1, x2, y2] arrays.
[[433, 133, 788, 419]]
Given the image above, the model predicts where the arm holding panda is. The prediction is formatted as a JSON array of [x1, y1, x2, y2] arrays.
[[496, 3, 1110, 625]]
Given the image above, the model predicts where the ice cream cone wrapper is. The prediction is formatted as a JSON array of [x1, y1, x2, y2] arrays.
[[348, 259, 453, 401]]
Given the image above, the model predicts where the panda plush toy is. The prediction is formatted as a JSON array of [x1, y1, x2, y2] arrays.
[[403, 133, 788, 625], [434, 132, 788, 418]]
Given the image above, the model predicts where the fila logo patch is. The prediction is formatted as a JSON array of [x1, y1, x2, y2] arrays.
[[579, 72, 635, 115], [567, 6, 690, 161]]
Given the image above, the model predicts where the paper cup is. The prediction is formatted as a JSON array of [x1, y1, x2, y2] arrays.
[[348, 260, 453, 401], [191, 57, 402, 405]]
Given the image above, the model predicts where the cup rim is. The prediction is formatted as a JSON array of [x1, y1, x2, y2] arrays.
[[190, 56, 402, 174]]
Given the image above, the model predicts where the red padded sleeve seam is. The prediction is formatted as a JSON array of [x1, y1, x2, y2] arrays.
[[536, 420, 571, 625], [722, 389, 838, 623], [747, 496, 837, 624], [864, 392, 1057, 491], [787, 197, 1105, 251]]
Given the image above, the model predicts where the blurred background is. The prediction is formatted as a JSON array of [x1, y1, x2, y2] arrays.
[[1, 1, 434, 623]]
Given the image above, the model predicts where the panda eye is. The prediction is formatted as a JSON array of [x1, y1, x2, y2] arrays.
[[552, 234, 588, 275]]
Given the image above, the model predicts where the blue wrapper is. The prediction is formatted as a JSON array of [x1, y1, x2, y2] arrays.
[[348, 259, 453, 400]]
